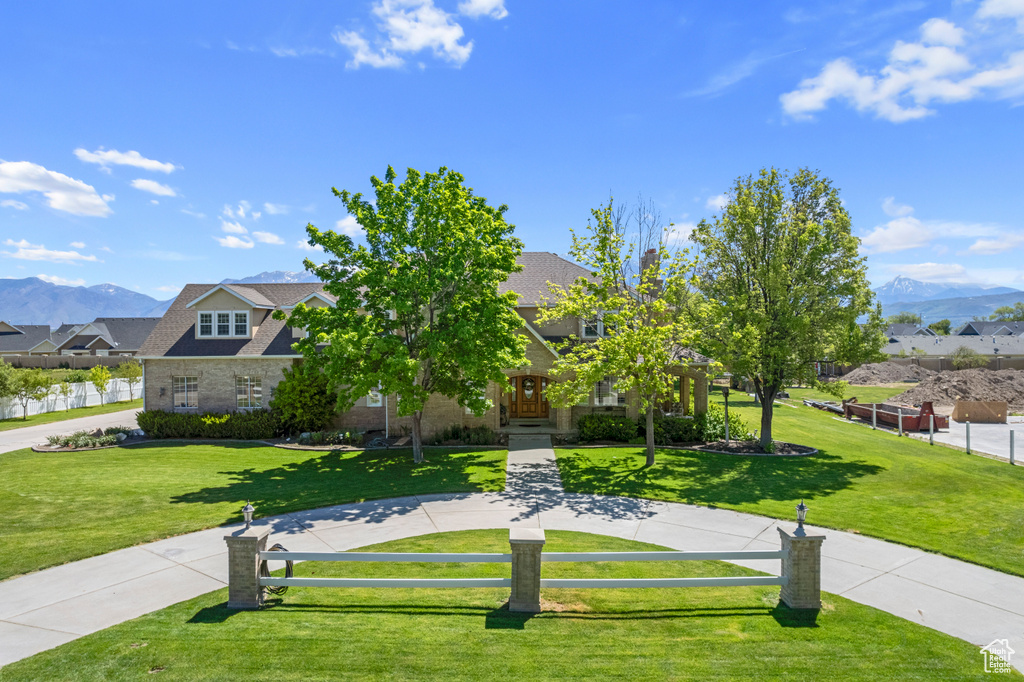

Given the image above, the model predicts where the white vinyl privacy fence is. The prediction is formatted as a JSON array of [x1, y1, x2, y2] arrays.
[[0, 380, 135, 421]]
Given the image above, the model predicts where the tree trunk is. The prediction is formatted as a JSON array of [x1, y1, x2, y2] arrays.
[[411, 410, 424, 463], [645, 404, 656, 467], [759, 384, 778, 450]]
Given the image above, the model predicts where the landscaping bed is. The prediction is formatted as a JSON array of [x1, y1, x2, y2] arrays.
[[691, 440, 817, 456], [0, 530, 988, 680]]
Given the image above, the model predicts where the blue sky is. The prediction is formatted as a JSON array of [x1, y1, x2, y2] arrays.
[[2, 0, 1023, 300]]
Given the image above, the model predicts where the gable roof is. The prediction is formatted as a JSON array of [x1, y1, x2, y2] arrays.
[[52, 317, 161, 352], [186, 284, 277, 309], [501, 252, 596, 307], [0, 324, 52, 353], [884, 323, 935, 337], [139, 283, 328, 358], [958, 320, 1024, 336]]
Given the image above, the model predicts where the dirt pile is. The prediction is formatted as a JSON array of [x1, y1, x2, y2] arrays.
[[891, 368, 1024, 410], [844, 362, 936, 385]]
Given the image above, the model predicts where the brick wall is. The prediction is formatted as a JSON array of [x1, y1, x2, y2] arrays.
[[143, 357, 295, 412]]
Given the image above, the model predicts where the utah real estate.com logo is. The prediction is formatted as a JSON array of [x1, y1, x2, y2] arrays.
[[980, 639, 1014, 674]]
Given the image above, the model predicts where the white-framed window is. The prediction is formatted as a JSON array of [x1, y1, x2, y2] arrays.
[[198, 312, 213, 337], [236, 376, 262, 409], [582, 311, 617, 338], [595, 376, 624, 407], [197, 310, 251, 338], [173, 376, 198, 408], [466, 390, 488, 415], [367, 389, 383, 408]]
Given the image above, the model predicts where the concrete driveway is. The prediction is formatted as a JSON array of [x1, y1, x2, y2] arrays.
[[908, 416, 1024, 463], [0, 408, 141, 455]]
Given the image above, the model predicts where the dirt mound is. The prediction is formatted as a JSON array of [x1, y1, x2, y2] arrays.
[[891, 368, 1024, 411], [844, 362, 936, 385]]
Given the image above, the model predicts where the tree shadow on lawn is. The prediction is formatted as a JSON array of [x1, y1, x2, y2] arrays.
[[167, 445, 505, 527], [558, 448, 885, 507]]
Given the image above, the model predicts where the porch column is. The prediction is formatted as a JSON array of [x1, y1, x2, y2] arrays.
[[693, 372, 708, 415], [681, 376, 691, 416]]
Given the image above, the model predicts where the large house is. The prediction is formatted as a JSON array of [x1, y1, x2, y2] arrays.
[[138, 253, 710, 435], [0, 317, 160, 359]]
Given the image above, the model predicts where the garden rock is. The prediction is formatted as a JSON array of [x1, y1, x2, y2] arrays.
[[116, 433, 127, 442]]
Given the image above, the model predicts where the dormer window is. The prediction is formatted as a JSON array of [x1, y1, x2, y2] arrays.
[[197, 310, 250, 338]]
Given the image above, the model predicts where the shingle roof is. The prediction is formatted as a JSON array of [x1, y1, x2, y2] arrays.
[[139, 283, 326, 358], [883, 334, 1024, 357], [0, 324, 52, 353], [885, 323, 934, 337], [91, 318, 162, 351], [501, 252, 596, 307], [957, 320, 1024, 336]]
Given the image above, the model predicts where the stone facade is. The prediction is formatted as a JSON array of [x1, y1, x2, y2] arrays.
[[509, 528, 545, 613], [225, 526, 270, 609], [143, 357, 295, 412]]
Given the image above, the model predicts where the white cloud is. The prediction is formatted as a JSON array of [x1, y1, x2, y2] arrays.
[[335, 0, 474, 69], [155, 285, 182, 293], [967, 234, 1024, 254], [296, 239, 324, 252], [458, 0, 507, 19], [215, 235, 255, 249], [221, 220, 248, 234], [0, 161, 112, 216], [263, 202, 289, 215], [70, 241, 86, 249], [223, 201, 252, 219], [861, 216, 934, 252], [336, 215, 365, 237], [270, 46, 329, 58], [182, 208, 206, 219], [253, 231, 285, 245], [36, 274, 86, 286], [2, 239, 100, 264], [74, 148, 177, 173], [100, 246, 113, 253], [896, 262, 969, 282], [978, 0, 1024, 30], [130, 178, 177, 197], [882, 196, 914, 217], [664, 222, 697, 245], [1, 199, 28, 210], [705, 194, 728, 211], [781, 12, 1024, 122]]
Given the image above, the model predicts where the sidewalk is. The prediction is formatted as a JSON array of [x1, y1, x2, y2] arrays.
[[907, 417, 1024, 463], [0, 408, 141, 455], [2, 434, 1022, 670]]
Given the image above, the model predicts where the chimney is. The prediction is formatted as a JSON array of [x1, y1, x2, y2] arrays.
[[640, 248, 663, 294]]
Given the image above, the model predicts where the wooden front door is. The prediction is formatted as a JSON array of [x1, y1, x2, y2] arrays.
[[512, 375, 549, 419]]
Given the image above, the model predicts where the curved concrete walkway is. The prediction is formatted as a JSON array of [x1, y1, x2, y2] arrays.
[[1, 434, 1022, 671], [0, 407, 141, 455]]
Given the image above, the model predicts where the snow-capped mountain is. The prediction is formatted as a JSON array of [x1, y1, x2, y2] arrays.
[[221, 270, 320, 285], [873, 276, 1018, 306]]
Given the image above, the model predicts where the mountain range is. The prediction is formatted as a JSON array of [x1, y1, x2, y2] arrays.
[[874, 276, 1024, 327], [872, 276, 1019, 305]]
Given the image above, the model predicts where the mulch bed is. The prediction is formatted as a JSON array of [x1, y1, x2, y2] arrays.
[[690, 440, 817, 456]]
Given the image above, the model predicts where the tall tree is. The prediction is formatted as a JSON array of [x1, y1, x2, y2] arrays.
[[13, 369, 52, 420], [116, 360, 142, 401], [89, 365, 111, 405], [282, 166, 530, 463], [887, 311, 922, 325], [687, 168, 885, 449], [927, 319, 951, 335], [989, 302, 1024, 321], [538, 197, 702, 466]]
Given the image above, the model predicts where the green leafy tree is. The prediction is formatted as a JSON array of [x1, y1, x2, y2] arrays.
[[989, 302, 1024, 321], [13, 369, 52, 420], [281, 166, 530, 463], [887, 311, 922, 325], [89, 365, 112, 405], [687, 168, 885, 449], [928, 319, 951, 335], [950, 345, 989, 370], [537, 197, 702, 466], [0, 359, 17, 413], [116, 360, 143, 401], [56, 378, 74, 411], [270, 363, 339, 434]]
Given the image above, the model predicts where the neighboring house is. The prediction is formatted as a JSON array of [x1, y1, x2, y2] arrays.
[[882, 334, 1024, 362], [139, 253, 711, 435], [50, 317, 161, 356], [884, 323, 936, 338], [956, 320, 1024, 336], [0, 321, 54, 359]]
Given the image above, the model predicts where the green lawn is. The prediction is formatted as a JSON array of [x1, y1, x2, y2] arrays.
[[784, 384, 909, 405], [558, 388, 1024, 577], [0, 442, 506, 581], [1, 530, 997, 681], [0, 399, 142, 432]]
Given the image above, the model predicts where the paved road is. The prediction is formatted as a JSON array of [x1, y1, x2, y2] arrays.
[[0, 408, 141, 455], [1, 434, 1021, 672], [907, 416, 1024, 463]]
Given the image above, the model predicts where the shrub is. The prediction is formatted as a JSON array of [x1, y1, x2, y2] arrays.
[[636, 404, 753, 444], [950, 345, 989, 370], [65, 369, 89, 383], [103, 425, 134, 436], [576, 414, 638, 443], [427, 424, 498, 446], [46, 430, 117, 448], [297, 430, 356, 446], [136, 410, 280, 440], [270, 364, 338, 435], [697, 403, 753, 442]]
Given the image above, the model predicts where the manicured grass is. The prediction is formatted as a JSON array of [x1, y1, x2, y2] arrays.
[[0, 443, 506, 581], [1, 530, 995, 680], [0, 399, 142, 432], [784, 385, 909, 405], [558, 389, 1024, 577]]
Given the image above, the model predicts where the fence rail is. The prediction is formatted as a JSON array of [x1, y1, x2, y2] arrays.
[[540, 576, 788, 589], [540, 550, 788, 562], [261, 577, 511, 589], [259, 551, 511, 563]]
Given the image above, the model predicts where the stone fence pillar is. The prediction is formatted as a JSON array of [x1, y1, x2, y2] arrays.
[[225, 526, 270, 609], [778, 526, 825, 609], [509, 528, 545, 613]]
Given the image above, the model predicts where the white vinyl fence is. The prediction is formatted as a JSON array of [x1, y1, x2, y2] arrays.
[[0, 380, 136, 421]]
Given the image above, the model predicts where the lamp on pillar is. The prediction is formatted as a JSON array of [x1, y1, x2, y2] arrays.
[[796, 499, 808, 528], [242, 500, 254, 530]]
